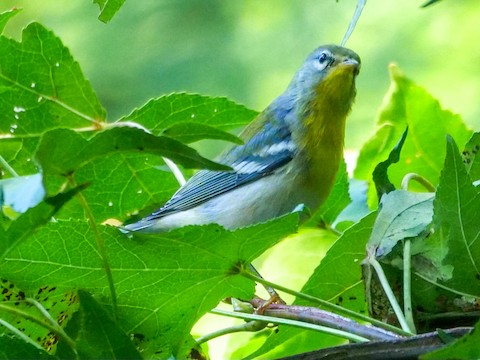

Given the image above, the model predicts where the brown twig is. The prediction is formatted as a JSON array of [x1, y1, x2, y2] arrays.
[[249, 297, 401, 342]]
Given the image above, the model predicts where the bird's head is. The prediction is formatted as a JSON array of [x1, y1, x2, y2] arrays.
[[293, 44, 360, 112]]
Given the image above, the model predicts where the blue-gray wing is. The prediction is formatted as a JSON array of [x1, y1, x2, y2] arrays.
[[143, 122, 295, 220]]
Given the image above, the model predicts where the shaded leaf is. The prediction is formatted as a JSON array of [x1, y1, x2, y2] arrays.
[[0, 336, 55, 359], [372, 127, 408, 200], [431, 136, 480, 296], [366, 190, 434, 259], [57, 290, 141, 360], [0, 280, 79, 354], [422, 321, 480, 359]]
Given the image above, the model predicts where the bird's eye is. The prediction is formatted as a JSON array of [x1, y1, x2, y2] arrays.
[[315, 51, 332, 71], [318, 52, 329, 64]]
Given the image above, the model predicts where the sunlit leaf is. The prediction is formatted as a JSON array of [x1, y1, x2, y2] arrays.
[[0, 21, 105, 176], [355, 65, 471, 206], [462, 132, 480, 181], [0, 8, 21, 34], [93, 0, 126, 23], [121, 94, 257, 135], [0, 214, 298, 358]]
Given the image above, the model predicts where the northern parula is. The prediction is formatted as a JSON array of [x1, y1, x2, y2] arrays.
[[124, 44, 360, 232]]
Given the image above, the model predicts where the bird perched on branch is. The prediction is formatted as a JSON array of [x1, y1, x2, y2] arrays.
[[124, 44, 360, 233]]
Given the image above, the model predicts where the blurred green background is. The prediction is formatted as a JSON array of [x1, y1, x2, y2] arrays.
[[1, 2, 480, 357], [1, 0, 480, 154]]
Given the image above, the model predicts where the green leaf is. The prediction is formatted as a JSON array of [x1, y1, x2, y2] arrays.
[[431, 136, 480, 296], [248, 212, 375, 359], [310, 159, 351, 227], [332, 178, 369, 230], [0, 280, 79, 355], [38, 126, 229, 175], [0, 8, 21, 34], [422, 321, 480, 359], [1, 184, 86, 257], [462, 132, 480, 181], [93, 0, 126, 23], [372, 127, 408, 199], [421, 0, 442, 8], [0, 214, 298, 358], [121, 93, 257, 134], [57, 290, 141, 360], [35, 126, 230, 194], [366, 190, 434, 259], [0, 21, 105, 176], [163, 122, 242, 144], [0, 336, 55, 359], [354, 65, 471, 206]]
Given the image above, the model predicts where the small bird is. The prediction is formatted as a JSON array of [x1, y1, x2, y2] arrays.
[[124, 44, 360, 233]]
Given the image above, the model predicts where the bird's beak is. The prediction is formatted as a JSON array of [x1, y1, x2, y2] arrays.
[[340, 57, 360, 76]]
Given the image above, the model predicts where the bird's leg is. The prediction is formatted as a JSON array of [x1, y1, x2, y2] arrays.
[[248, 264, 286, 314]]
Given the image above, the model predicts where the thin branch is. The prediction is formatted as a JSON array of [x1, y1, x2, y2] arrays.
[[248, 299, 401, 341], [210, 308, 369, 343], [282, 327, 472, 360], [196, 320, 267, 344], [239, 267, 411, 336]]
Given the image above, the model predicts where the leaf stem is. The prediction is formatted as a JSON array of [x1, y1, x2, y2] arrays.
[[401, 173, 436, 192], [0, 303, 77, 353], [341, 0, 367, 46], [73, 181, 118, 318], [403, 240, 416, 334], [239, 268, 411, 336], [0, 318, 44, 350], [413, 271, 476, 298], [162, 157, 186, 186], [196, 320, 267, 344], [0, 155, 19, 177], [369, 258, 412, 333]]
